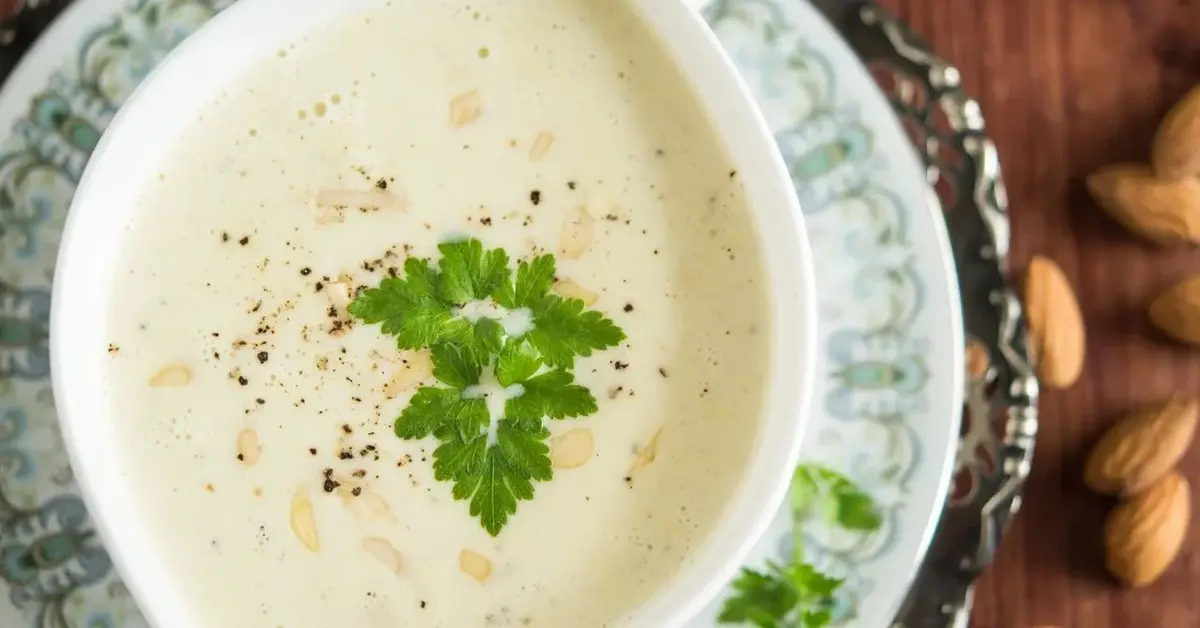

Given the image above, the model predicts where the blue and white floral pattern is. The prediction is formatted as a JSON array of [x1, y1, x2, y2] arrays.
[[0, 0, 961, 626], [692, 1, 962, 626]]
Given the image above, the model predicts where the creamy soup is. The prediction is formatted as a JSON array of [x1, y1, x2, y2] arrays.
[[103, 0, 771, 626]]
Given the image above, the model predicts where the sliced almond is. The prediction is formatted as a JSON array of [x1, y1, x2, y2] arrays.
[[559, 206, 595, 259], [551, 428, 594, 469], [316, 206, 346, 225], [315, 189, 408, 212], [529, 132, 554, 162], [552, 278, 598, 305], [149, 364, 193, 388], [290, 489, 320, 552], [326, 275, 355, 313], [236, 428, 261, 466], [362, 537, 403, 574], [459, 549, 493, 582], [630, 426, 665, 471], [338, 482, 394, 520], [449, 90, 483, 128], [383, 350, 434, 398]]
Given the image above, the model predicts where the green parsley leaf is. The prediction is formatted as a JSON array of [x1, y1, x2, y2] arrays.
[[494, 254, 556, 309], [436, 239, 510, 304], [461, 317, 505, 359], [348, 258, 470, 350], [526, 296, 626, 368], [353, 237, 628, 536], [504, 369, 597, 430], [792, 465, 883, 532], [443, 422, 551, 536], [430, 343, 484, 389], [494, 338, 543, 387], [396, 386, 490, 442], [718, 562, 843, 628]]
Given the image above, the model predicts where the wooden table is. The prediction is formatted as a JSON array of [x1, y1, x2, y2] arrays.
[[873, 0, 1200, 626]]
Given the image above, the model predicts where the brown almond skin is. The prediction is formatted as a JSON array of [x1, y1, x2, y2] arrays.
[[1153, 86, 1200, 180], [1022, 256, 1085, 389], [1086, 164, 1200, 245], [1083, 397, 1199, 495], [1104, 471, 1191, 587], [1150, 275, 1200, 345]]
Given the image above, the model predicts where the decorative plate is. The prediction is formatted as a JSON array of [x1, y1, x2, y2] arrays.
[[0, 0, 964, 626]]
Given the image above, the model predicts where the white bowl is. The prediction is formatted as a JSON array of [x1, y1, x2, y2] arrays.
[[50, 0, 817, 626]]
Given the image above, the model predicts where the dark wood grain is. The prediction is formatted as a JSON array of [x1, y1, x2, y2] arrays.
[[872, 0, 1200, 626]]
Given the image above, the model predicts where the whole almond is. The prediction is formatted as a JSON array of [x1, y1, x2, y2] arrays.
[[1104, 471, 1191, 587], [1083, 397, 1198, 495], [1086, 163, 1200, 245], [1153, 86, 1200, 180], [1022, 256, 1085, 389], [1150, 275, 1200, 345]]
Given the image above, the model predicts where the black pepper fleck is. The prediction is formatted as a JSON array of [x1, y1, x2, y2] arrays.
[[530, 190, 541, 205], [238, 235, 250, 246], [614, 361, 629, 371], [300, 267, 312, 276], [567, 181, 577, 190], [623, 303, 634, 313], [257, 351, 269, 363], [237, 376, 249, 386]]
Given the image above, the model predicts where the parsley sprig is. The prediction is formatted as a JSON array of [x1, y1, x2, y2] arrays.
[[718, 465, 883, 627], [349, 238, 625, 535]]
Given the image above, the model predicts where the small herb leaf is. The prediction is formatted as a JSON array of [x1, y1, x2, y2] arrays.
[[495, 338, 543, 387], [719, 561, 843, 628], [395, 387, 460, 439], [463, 423, 552, 536], [527, 296, 626, 368], [504, 369, 597, 427], [437, 239, 510, 304], [430, 343, 484, 389], [348, 258, 468, 350], [495, 254, 556, 309]]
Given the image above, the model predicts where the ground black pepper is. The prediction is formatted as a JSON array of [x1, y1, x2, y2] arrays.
[[238, 236, 250, 246], [530, 190, 541, 205], [300, 267, 312, 276], [623, 303, 634, 312], [257, 351, 269, 363]]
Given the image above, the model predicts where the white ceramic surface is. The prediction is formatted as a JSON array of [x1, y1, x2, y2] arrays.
[[47, 1, 816, 627]]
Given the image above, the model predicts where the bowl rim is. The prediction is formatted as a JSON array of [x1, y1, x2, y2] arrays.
[[49, 1, 818, 626]]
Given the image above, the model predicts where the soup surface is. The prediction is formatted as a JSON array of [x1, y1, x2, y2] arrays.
[[104, 0, 771, 625]]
